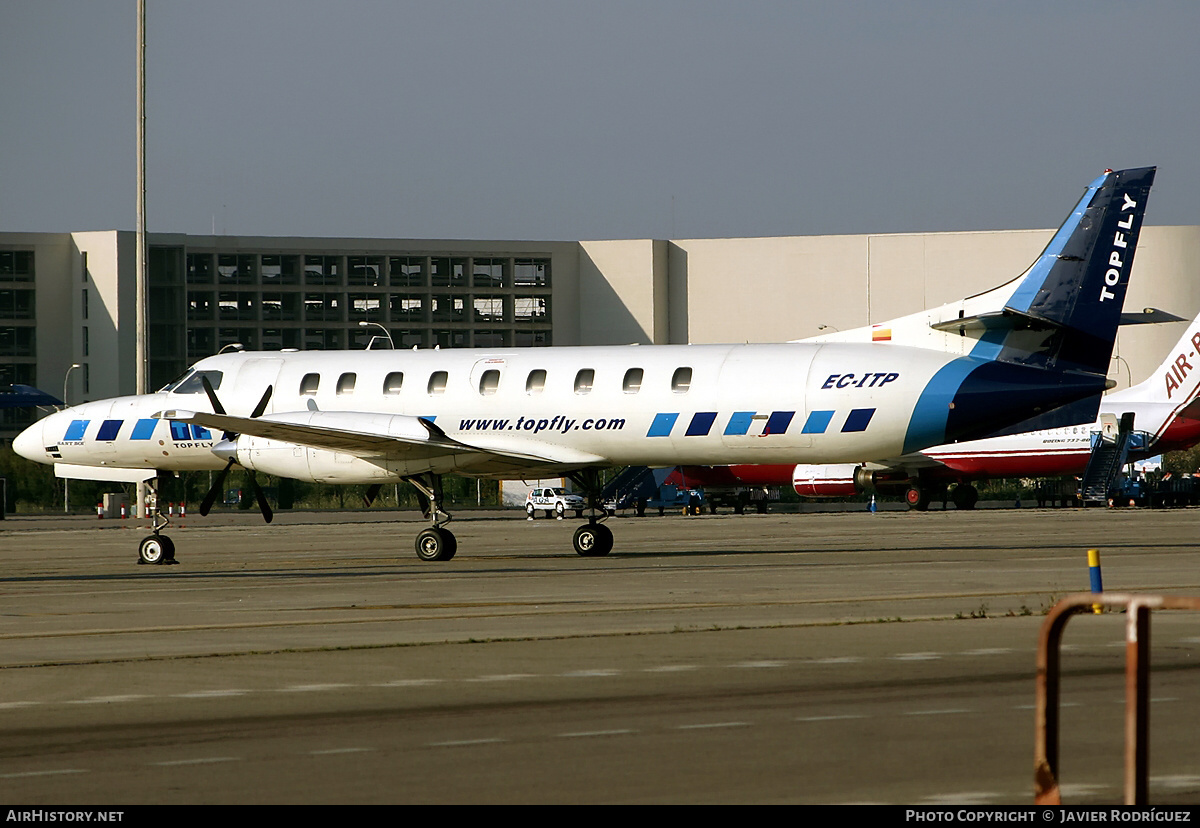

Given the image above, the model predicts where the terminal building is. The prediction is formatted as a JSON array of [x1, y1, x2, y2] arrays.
[[2, 225, 1199, 441]]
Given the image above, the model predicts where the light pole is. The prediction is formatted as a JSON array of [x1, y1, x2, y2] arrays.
[[135, 0, 149, 518], [358, 321, 394, 349], [63, 363, 82, 408], [62, 363, 81, 514]]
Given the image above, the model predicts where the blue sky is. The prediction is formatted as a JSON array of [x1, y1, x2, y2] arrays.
[[2, 1, 1198, 240]]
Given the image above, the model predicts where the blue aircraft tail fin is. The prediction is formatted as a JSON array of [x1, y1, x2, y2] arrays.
[[904, 167, 1157, 452], [989, 167, 1155, 375]]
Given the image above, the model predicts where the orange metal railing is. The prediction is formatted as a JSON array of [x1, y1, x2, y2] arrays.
[[1034, 592, 1200, 805]]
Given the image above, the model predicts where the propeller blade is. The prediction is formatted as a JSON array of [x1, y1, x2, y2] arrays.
[[250, 385, 273, 419], [198, 385, 272, 518], [201, 374, 238, 440], [362, 484, 382, 507], [200, 458, 235, 516], [247, 470, 274, 524], [200, 374, 226, 415]]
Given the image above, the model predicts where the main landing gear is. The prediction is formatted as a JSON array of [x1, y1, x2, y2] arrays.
[[567, 469, 613, 557], [406, 473, 457, 561], [950, 483, 979, 510], [137, 477, 178, 565], [572, 522, 613, 557], [403, 470, 616, 561], [903, 481, 979, 511]]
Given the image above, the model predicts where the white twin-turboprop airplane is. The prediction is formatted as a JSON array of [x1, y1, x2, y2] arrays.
[[13, 167, 1156, 564]]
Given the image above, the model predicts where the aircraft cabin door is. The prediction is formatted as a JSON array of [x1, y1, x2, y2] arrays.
[[470, 358, 507, 396], [1099, 413, 1119, 439]]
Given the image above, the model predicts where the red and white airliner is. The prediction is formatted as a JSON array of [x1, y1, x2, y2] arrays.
[[670, 298, 1200, 510]]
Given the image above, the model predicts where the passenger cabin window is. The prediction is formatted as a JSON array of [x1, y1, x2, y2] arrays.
[[383, 371, 404, 395], [479, 369, 500, 396], [428, 371, 448, 395], [672, 367, 692, 394], [526, 369, 546, 395], [336, 372, 356, 395], [299, 373, 320, 396], [574, 369, 595, 395], [622, 368, 643, 394]]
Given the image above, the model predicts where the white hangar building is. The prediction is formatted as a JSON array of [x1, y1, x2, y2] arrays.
[[1, 225, 1198, 440]]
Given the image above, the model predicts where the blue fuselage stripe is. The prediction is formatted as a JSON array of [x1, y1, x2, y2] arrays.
[[903, 358, 980, 454], [647, 412, 679, 437], [802, 410, 834, 434], [131, 419, 157, 440], [724, 411, 755, 436]]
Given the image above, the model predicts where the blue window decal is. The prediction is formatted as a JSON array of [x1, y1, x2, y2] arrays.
[[723, 411, 755, 436], [96, 420, 123, 441], [647, 412, 679, 437], [763, 411, 794, 436], [686, 412, 717, 437], [130, 419, 157, 440], [190, 424, 212, 440], [842, 408, 876, 433], [169, 421, 191, 441], [801, 410, 835, 434], [64, 420, 88, 441]]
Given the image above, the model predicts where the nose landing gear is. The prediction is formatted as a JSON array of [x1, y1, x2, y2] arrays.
[[138, 531, 175, 565], [572, 522, 613, 557], [567, 469, 614, 557]]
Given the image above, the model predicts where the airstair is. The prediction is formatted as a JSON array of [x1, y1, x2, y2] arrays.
[[1079, 413, 1136, 505], [601, 466, 670, 510]]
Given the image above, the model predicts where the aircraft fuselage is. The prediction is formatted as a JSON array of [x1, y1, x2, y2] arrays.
[[17, 341, 1104, 483]]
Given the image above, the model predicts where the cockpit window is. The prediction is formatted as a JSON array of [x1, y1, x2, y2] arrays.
[[158, 370, 190, 393], [169, 370, 223, 394]]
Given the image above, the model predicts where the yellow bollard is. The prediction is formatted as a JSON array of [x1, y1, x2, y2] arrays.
[[1088, 548, 1104, 614]]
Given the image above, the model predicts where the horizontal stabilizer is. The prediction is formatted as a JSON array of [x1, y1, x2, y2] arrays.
[[935, 306, 1186, 334], [1119, 308, 1187, 326], [929, 308, 1065, 335]]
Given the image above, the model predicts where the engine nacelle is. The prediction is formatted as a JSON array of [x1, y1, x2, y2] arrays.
[[791, 463, 917, 498], [230, 411, 471, 483], [791, 464, 865, 497]]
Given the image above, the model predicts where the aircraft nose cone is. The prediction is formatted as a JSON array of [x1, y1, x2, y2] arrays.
[[12, 418, 45, 463]]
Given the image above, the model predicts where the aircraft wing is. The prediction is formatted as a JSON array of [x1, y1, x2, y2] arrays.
[[863, 453, 947, 473], [156, 408, 607, 473]]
